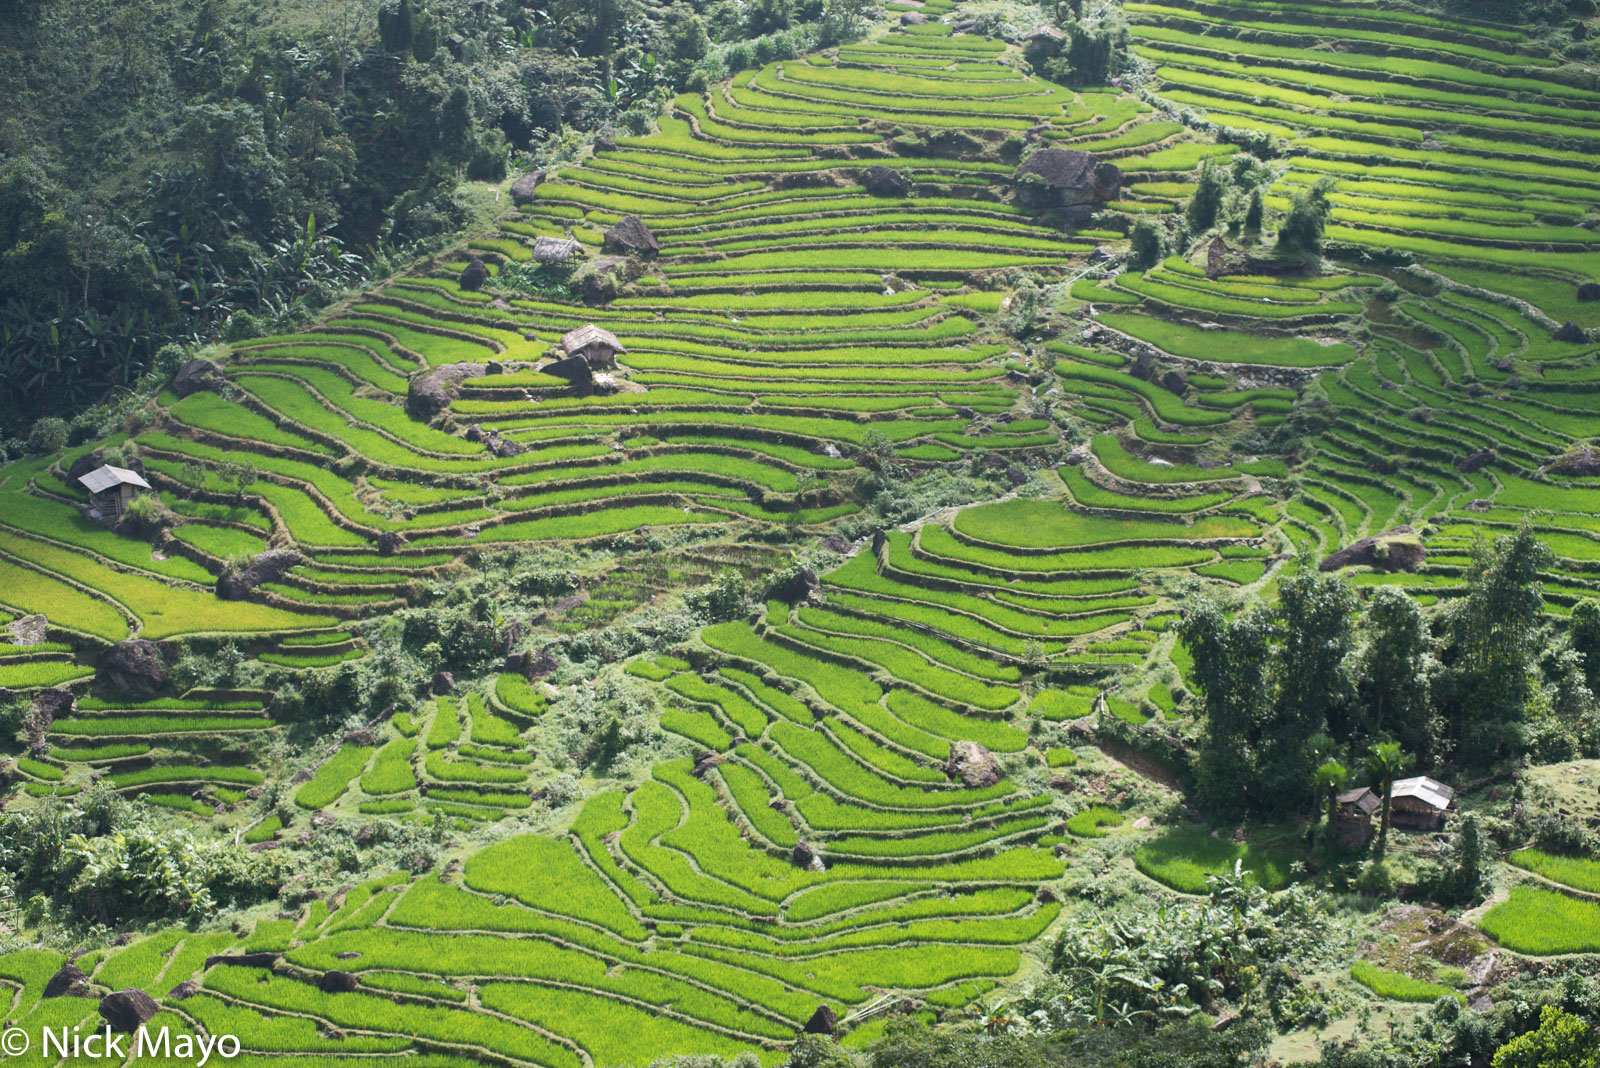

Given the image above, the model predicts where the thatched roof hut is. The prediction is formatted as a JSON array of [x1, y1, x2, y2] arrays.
[[560, 324, 625, 368]]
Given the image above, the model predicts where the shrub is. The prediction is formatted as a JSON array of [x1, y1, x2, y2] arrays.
[[27, 416, 69, 455]]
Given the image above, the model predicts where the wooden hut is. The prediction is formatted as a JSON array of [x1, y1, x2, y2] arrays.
[[1023, 25, 1065, 56], [79, 464, 151, 518], [1334, 786, 1381, 846], [1388, 776, 1454, 831], [560, 324, 625, 369]]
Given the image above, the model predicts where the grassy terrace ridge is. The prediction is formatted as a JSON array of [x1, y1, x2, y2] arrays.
[[4, 5, 1600, 1067]]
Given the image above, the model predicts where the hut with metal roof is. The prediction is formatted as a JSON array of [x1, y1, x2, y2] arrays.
[[1388, 776, 1454, 831], [79, 465, 152, 519]]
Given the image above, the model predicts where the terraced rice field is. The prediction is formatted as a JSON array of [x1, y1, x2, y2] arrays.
[[4, 7, 1600, 1063]]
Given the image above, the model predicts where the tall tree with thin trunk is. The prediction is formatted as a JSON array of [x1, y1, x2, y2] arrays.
[[1365, 741, 1410, 859], [1314, 760, 1351, 834], [1357, 587, 1433, 754]]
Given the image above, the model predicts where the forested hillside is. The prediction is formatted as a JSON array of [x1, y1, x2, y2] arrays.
[[0, 0, 867, 430], [3, 0, 1600, 1066]]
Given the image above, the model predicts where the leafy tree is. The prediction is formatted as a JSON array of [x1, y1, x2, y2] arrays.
[[1029, 871, 1328, 1029], [1062, 17, 1129, 87], [1569, 598, 1600, 693], [1365, 741, 1410, 859], [673, 17, 710, 62], [1492, 1005, 1600, 1068], [1438, 524, 1553, 762], [27, 416, 69, 455], [746, 0, 794, 36], [378, 0, 415, 54], [1185, 161, 1229, 232], [1177, 598, 1274, 813], [1242, 188, 1264, 235], [1356, 587, 1434, 755], [1428, 813, 1486, 906], [1128, 216, 1167, 269], [784, 1035, 855, 1068], [687, 567, 749, 622], [817, 0, 874, 46], [1275, 178, 1334, 255], [1267, 573, 1356, 805]]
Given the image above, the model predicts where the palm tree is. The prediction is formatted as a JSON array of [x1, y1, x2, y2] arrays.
[[1305, 733, 1337, 827], [1313, 759, 1351, 834], [1365, 741, 1411, 859]]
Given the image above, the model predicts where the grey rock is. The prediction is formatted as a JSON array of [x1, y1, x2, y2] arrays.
[[99, 640, 168, 699], [172, 358, 223, 398], [945, 740, 1002, 788], [802, 1004, 838, 1036], [861, 165, 910, 198], [458, 257, 490, 292], [603, 215, 659, 256], [98, 989, 160, 1032], [218, 549, 303, 600], [509, 170, 546, 205], [44, 964, 91, 999], [319, 970, 360, 993], [407, 363, 487, 420]]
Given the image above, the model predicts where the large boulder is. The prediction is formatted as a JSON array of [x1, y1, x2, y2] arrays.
[[603, 215, 659, 257], [99, 988, 160, 1032], [1577, 281, 1600, 302], [776, 566, 820, 604], [1555, 320, 1588, 343], [172, 358, 223, 397], [1013, 149, 1122, 211], [1456, 448, 1495, 473], [509, 170, 546, 205], [945, 740, 1002, 788], [1319, 528, 1426, 573], [204, 952, 281, 969], [167, 980, 202, 1000], [407, 363, 488, 419], [803, 1005, 839, 1037], [319, 970, 361, 993], [218, 549, 303, 600], [99, 640, 169, 699], [1549, 444, 1600, 477], [43, 963, 91, 998], [861, 165, 911, 198], [458, 256, 491, 292], [792, 841, 825, 871], [32, 686, 75, 725], [543, 354, 594, 393]]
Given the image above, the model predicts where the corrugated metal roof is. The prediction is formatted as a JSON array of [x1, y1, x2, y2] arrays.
[[79, 464, 151, 494], [1389, 776, 1453, 811], [1337, 787, 1380, 815]]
